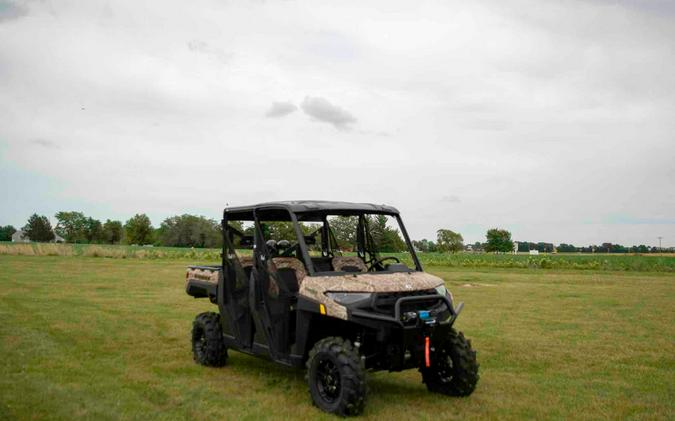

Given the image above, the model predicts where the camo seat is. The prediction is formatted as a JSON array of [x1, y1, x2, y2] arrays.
[[270, 257, 307, 295], [239, 256, 254, 268], [332, 256, 368, 273]]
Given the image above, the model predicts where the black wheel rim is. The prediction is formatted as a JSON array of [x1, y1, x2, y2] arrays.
[[194, 328, 207, 358], [434, 349, 454, 384], [316, 357, 341, 403]]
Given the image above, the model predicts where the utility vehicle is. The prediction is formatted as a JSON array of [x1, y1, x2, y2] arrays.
[[185, 201, 478, 416]]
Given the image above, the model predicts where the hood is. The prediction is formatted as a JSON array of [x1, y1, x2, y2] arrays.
[[303, 271, 444, 294], [299, 271, 445, 320]]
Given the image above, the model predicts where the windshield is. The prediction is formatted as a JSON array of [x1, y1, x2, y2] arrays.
[[296, 212, 421, 275], [222, 209, 422, 276]]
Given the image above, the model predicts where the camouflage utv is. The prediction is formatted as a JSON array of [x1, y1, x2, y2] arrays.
[[186, 201, 478, 416]]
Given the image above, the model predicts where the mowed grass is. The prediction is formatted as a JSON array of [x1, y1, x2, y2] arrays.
[[0, 256, 673, 420]]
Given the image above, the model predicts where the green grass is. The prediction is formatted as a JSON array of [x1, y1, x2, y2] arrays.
[[1, 256, 673, 420], [408, 252, 675, 272]]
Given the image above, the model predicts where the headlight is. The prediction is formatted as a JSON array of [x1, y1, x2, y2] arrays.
[[325, 292, 372, 306], [435, 285, 453, 301]]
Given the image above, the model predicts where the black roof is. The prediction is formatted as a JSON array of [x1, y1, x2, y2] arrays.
[[224, 200, 399, 215]]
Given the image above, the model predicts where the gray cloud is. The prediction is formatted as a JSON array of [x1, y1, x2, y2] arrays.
[[187, 39, 231, 63], [30, 139, 59, 149], [0, 0, 27, 22], [265, 101, 297, 118], [441, 195, 461, 204], [300, 96, 356, 130]]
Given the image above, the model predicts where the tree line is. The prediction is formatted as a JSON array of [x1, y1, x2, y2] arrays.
[[0, 212, 222, 248], [0, 214, 667, 253], [413, 228, 668, 254], [413, 228, 512, 253], [0, 212, 410, 251]]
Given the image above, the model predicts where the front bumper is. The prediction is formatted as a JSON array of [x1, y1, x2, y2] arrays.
[[346, 294, 464, 371], [349, 294, 463, 328]]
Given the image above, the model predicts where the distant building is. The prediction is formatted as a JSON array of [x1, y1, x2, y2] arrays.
[[11, 229, 65, 243], [11, 230, 30, 243]]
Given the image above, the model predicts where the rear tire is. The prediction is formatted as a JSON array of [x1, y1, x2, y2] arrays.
[[192, 312, 228, 367], [420, 328, 479, 396], [306, 337, 366, 416]]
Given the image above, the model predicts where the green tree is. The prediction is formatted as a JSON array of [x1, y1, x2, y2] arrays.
[[227, 220, 244, 233], [0, 225, 16, 241], [55, 211, 88, 243], [367, 215, 406, 252], [413, 239, 437, 252], [264, 221, 298, 242], [23, 214, 55, 242], [102, 220, 123, 244], [124, 214, 153, 245], [558, 243, 576, 253], [329, 216, 358, 250], [484, 228, 514, 253], [84, 217, 104, 243], [436, 229, 464, 253], [158, 214, 221, 248]]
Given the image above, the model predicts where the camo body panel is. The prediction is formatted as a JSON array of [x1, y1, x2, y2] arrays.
[[186, 256, 254, 287], [299, 271, 444, 320], [186, 267, 220, 285]]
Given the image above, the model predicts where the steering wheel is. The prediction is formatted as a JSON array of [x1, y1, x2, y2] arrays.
[[368, 256, 401, 271], [280, 242, 300, 257]]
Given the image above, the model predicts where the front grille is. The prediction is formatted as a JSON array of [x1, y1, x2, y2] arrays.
[[369, 289, 440, 316]]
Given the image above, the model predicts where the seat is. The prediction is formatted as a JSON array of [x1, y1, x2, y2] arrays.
[[271, 257, 307, 294], [332, 256, 367, 273], [239, 256, 254, 268]]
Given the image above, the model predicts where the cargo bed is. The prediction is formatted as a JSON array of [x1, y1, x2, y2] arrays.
[[185, 265, 222, 301]]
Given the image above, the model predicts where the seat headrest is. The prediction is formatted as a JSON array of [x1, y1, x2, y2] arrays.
[[332, 256, 367, 273], [272, 257, 307, 282]]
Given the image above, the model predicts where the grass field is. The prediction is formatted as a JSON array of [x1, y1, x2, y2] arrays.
[[1, 255, 674, 420], [1, 242, 674, 272]]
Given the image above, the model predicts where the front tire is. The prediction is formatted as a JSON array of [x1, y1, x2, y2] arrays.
[[306, 337, 366, 416], [191, 312, 228, 367], [420, 328, 479, 396]]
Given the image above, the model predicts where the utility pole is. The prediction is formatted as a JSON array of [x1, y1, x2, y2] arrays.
[[658, 236, 663, 253]]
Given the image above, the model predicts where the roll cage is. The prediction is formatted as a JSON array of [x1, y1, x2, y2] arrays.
[[222, 201, 423, 275]]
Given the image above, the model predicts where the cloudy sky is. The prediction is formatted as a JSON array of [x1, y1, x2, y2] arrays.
[[1, 0, 673, 246]]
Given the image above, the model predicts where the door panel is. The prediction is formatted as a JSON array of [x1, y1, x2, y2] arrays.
[[221, 232, 254, 349], [252, 210, 298, 359]]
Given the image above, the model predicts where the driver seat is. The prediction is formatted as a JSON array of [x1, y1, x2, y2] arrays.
[[332, 256, 367, 273]]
